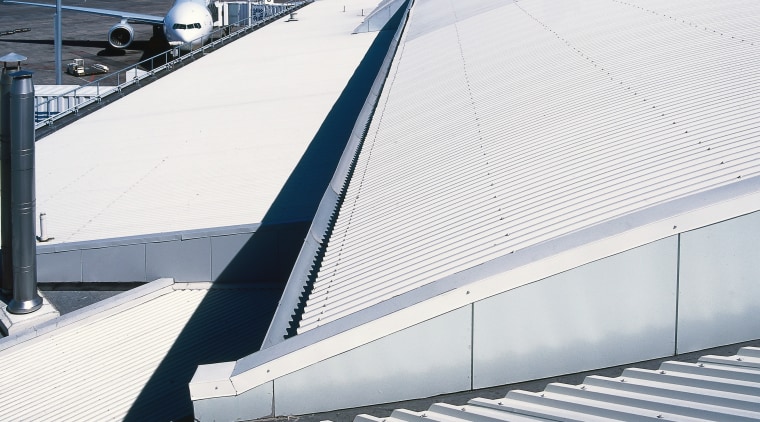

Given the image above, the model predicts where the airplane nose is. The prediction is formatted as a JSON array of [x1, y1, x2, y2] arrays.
[[167, 30, 196, 47], [182, 30, 197, 42]]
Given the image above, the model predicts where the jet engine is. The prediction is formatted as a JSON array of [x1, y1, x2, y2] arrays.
[[108, 23, 134, 49]]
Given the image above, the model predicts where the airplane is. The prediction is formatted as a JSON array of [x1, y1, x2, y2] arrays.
[[1, 0, 214, 51]]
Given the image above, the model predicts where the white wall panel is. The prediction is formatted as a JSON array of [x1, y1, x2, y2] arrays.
[[273, 306, 472, 415], [367, 347, 760, 422], [678, 211, 760, 353], [472, 237, 678, 389]]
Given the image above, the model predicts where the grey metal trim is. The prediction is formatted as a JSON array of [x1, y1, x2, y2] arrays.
[[35, 223, 260, 253], [28, 223, 260, 283]]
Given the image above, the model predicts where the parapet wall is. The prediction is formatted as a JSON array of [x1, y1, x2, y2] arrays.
[[31, 224, 259, 283]]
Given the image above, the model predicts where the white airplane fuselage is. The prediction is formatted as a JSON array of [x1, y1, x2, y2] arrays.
[[3, 0, 215, 52], [163, 0, 214, 50]]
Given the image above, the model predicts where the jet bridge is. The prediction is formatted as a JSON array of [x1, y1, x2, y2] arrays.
[[212, 1, 290, 27]]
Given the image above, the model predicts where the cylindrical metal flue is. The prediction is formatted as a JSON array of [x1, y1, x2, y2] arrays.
[[7, 70, 41, 314], [0, 61, 18, 296]]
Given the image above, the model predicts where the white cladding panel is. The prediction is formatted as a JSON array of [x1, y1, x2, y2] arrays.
[[360, 347, 760, 422], [299, 0, 760, 334], [678, 211, 760, 353], [472, 236, 678, 389], [272, 306, 472, 415]]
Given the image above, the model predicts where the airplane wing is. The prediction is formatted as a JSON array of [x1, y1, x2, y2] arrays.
[[1, 1, 164, 25]]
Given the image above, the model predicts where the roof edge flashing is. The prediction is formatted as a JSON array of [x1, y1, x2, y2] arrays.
[[36, 223, 261, 253], [198, 177, 760, 397], [190, 361, 238, 400]]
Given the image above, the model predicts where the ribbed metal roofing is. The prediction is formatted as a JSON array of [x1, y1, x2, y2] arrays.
[[0, 282, 206, 420], [33, 0, 382, 244], [356, 346, 760, 422], [0, 281, 282, 420], [297, 0, 760, 333]]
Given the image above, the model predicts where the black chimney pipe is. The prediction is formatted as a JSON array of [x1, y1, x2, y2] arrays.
[[0, 60, 16, 296], [7, 70, 41, 314]]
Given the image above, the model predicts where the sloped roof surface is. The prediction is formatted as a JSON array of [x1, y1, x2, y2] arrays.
[[0, 282, 281, 420], [297, 0, 760, 333]]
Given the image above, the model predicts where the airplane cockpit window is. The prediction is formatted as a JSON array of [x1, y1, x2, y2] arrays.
[[172, 23, 201, 30]]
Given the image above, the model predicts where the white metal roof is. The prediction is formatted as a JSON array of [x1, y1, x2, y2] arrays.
[[296, 0, 760, 333], [34, 0, 382, 243], [0, 279, 283, 420], [356, 346, 760, 422], [0, 280, 204, 420]]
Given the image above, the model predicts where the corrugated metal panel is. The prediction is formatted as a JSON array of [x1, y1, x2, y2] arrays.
[[33, 0, 383, 244], [0, 282, 283, 420], [297, 0, 760, 333], [356, 347, 760, 422], [0, 287, 206, 421], [623, 0, 760, 45]]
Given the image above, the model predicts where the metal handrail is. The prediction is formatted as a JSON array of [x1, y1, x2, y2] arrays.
[[34, 1, 306, 130]]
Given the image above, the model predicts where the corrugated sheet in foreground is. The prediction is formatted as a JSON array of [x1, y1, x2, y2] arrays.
[[0, 282, 281, 421], [356, 346, 760, 422], [0, 287, 206, 420], [297, 0, 760, 333]]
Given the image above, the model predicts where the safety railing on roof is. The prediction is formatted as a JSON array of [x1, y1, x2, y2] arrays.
[[34, 1, 309, 131]]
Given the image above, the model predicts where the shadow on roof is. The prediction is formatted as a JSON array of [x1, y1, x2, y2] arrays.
[[122, 286, 283, 421], [211, 3, 409, 286], [122, 7, 408, 421]]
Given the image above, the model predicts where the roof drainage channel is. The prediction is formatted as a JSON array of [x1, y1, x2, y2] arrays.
[[260, 0, 414, 349]]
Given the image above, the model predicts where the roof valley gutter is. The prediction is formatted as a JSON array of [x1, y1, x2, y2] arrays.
[[260, 0, 415, 349]]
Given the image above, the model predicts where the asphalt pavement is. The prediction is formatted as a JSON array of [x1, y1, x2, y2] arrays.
[[0, 0, 175, 85]]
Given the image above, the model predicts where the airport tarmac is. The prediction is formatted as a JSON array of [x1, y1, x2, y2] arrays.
[[0, 0, 175, 85]]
